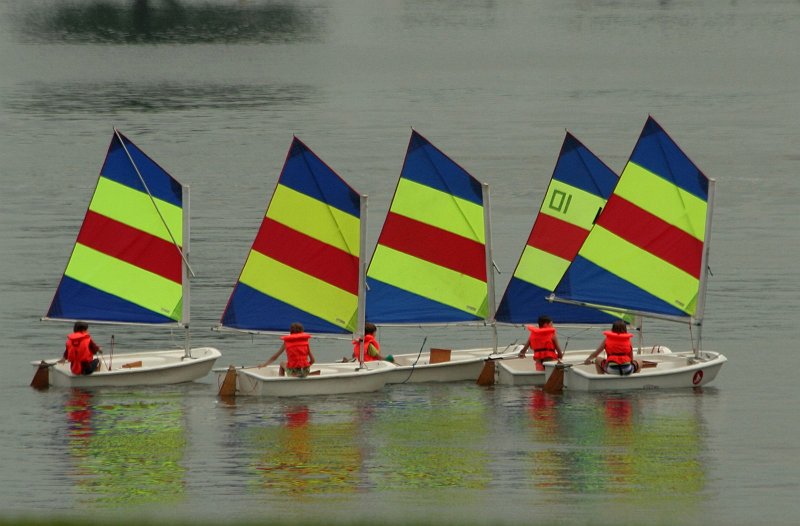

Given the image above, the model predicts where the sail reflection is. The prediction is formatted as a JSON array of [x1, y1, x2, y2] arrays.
[[248, 402, 363, 496], [16, 0, 325, 44], [3, 81, 315, 116], [63, 389, 187, 507], [526, 390, 707, 501]]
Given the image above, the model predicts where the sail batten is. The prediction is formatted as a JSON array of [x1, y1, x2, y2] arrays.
[[552, 117, 711, 321], [220, 137, 361, 334], [366, 130, 489, 324], [46, 132, 186, 326], [495, 133, 619, 324]]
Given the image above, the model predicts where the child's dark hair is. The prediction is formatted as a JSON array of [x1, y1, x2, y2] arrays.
[[537, 315, 552, 327], [365, 322, 377, 335], [611, 320, 628, 333], [289, 322, 304, 334], [73, 321, 89, 332]]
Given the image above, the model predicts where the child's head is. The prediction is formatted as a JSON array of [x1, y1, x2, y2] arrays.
[[73, 321, 89, 333], [289, 322, 304, 334], [365, 322, 377, 335], [537, 315, 553, 328], [611, 320, 628, 334]]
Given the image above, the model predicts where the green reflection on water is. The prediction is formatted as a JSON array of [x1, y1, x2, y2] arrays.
[[64, 390, 186, 507]]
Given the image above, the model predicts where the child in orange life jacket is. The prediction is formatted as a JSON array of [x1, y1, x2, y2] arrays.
[[584, 320, 642, 375], [58, 321, 102, 375], [258, 322, 316, 377], [518, 315, 563, 371], [352, 322, 385, 362]]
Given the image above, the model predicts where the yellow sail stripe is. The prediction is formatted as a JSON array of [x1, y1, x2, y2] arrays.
[[90, 177, 183, 245], [538, 180, 607, 229], [580, 226, 699, 315], [65, 244, 183, 320], [390, 179, 484, 243], [369, 245, 488, 318], [266, 184, 360, 256], [514, 246, 571, 291], [240, 250, 358, 331], [615, 163, 707, 241]]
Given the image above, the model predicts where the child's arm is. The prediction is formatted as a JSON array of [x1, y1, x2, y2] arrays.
[[259, 344, 286, 368]]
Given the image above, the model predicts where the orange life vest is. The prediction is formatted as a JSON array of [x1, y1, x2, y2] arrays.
[[353, 334, 380, 362], [527, 325, 559, 362], [603, 331, 633, 364], [282, 332, 312, 369], [65, 332, 93, 375]]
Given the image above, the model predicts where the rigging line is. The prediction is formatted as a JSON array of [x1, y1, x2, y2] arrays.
[[113, 128, 195, 278], [400, 336, 428, 384]]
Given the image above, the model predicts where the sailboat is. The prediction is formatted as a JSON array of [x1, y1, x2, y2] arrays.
[[490, 132, 624, 386], [212, 137, 394, 397], [365, 130, 513, 383], [543, 117, 727, 391], [33, 130, 222, 387]]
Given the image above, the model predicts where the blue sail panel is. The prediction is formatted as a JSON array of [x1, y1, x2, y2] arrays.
[[401, 131, 484, 205], [47, 276, 177, 324], [555, 256, 690, 318], [495, 277, 618, 324], [554, 133, 618, 197], [222, 283, 351, 334], [366, 278, 484, 324], [631, 117, 708, 201], [101, 132, 183, 207]]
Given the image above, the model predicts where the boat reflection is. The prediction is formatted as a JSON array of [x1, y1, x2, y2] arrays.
[[15, 0, 325, 44], [526, 390, 707, 502], [63, 388, 187, 507], [248, 402, 363, 496]]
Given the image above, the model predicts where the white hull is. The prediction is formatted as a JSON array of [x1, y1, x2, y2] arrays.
[[495, 346, 674, 386], [384, 346, 521, 384], [214, 359, 394, 397], [543, 350, 727, 391], [33, 347, 222, 388]]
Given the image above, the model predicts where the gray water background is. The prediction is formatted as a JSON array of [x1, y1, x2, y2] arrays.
[[0, 0, 798, 524]]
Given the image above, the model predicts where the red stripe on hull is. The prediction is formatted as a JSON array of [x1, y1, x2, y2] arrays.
[[527, 214, 590, 261], [252, 217, 358, 295], [597, 196, 702, 278], [377, 212, 486, 281], [77, 210, 182, 283]]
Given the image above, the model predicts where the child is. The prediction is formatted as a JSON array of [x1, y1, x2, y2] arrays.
[[583, 320, 641, 375], [352, 322, 384, 362], [259, 322, 315, 377], [518, 315, 563, 371], [59, 321, 102, 375]]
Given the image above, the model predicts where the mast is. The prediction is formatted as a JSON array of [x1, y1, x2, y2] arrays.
[[482, 182, 497, 352], [356, 194, 368, 365], [182, 184, 192, 358], [693, 178, 716, 358]]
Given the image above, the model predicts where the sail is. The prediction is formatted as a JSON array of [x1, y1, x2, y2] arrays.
[[46, 131, 185, 325], [495, 133, 619, 324], [220, 137, 362, 334], [366, 130, 488, 324], [552, 117, 711, 320]]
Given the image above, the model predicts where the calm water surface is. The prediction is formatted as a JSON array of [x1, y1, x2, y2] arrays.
[[1, 0, 799, 524]]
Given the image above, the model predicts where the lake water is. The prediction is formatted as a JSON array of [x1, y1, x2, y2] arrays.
[[1, 0, 799, 524]]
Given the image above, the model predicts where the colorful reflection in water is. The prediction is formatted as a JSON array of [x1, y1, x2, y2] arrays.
[[63, 389, 186, 507], [525, 389, 706, 507], [248, 403, 363, 496]]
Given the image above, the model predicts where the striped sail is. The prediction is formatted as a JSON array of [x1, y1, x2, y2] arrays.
[[495, 133, 619, 324], [552, 117, 711, 320], [220, 137, 362, 334], [366, 130, 488, 324], [46, 131, 186, 325]]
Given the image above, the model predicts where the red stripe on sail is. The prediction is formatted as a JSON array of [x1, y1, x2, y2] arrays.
[[77, 210, 182, 283], [527, 214, 590, 261], [597, 196, 703, 278], [377, 212, 486, 281], [252, 217, 358, 295]]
